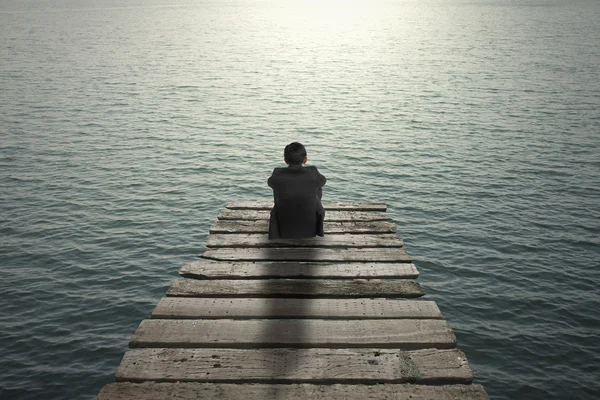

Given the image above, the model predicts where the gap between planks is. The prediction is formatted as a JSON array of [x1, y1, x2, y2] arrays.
[[205, 233, 404, 248], [218, 209, 391, 222], [210, 220, 397, 234], [179, 261, 419, 280], [227, 201, 388, 212], [200, 247, 411, 262]]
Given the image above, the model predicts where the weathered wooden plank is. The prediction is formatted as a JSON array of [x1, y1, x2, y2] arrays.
[[116, 348, 468, 384], [210, 220, 397, 234], [205, 233, 404, 248], [99, 382, 488, 400], [227, 201, 387, 212], [152, 298, 442, 320], [200, 248, 411, 262], [167, 279, 424, 298], [129, 320, 455, 349], [179, 261, 419, 279], [219, 209, 391, 222]]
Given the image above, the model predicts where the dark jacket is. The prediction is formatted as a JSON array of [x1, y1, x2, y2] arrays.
[[268, 164, 327, 239]]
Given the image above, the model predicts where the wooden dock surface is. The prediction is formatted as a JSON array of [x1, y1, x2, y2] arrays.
[[98, 201, 488, 399]]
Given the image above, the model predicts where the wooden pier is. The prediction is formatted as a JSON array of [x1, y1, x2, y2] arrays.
[[97, 201, 488, 399]]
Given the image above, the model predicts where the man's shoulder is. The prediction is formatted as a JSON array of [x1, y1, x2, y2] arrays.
[[305, 166, 325, 176], [299, 166, 320, 173], [270, 166, 322, 176], [271, 166, 317, 172], [270, 167, 287, 175]]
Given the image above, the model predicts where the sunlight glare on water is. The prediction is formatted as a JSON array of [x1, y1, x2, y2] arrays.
[[0, 0, 599, 399]]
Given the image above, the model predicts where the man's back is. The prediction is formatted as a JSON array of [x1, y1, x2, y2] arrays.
[[268, 164, 326, 239]]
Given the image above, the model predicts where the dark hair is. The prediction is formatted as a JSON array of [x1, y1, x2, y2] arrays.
[[284, 142, 307, 165]]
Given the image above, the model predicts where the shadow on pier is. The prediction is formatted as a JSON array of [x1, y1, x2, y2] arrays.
[[261, 246, 316, 400]]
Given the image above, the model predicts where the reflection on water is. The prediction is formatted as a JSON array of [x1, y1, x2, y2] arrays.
[[1, 0, 599, 399]]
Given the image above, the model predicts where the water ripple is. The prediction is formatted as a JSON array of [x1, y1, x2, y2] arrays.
[[1, 0, 600, 399]]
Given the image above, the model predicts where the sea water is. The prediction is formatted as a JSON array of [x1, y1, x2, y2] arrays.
[[1, 0, 599, 398]]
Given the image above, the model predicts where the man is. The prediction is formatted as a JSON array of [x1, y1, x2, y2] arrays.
[[268, 142, 327, 239]]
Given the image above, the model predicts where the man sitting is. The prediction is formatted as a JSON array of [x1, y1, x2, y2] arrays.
[[268, 142, 327, 239]]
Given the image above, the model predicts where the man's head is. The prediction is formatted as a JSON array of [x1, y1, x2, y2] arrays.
[[284, 142, 307, 165]]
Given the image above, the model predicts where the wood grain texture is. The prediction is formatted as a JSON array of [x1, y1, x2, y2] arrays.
[[179, 261, 419, 279], [116, 348, 469, 384], [218, 209, 391, 222], [205, 233, 404, 248], [210, 220, 397, 234], [200, 248, 411, 262], [227, 201, 387, 212], [166, 279, 424, 298], [98, 382, 488, 400], [151, 298, 442, 320], [129, 319, 455, 349]]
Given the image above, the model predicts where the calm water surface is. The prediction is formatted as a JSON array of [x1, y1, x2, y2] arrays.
[[1, 0, 599, 399]]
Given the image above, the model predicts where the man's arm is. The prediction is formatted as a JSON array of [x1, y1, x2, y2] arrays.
[[316, 168, 326, 188], [314, 167, 326, 200], [268, 168, 278, 188], [268, 169, 280, 207]]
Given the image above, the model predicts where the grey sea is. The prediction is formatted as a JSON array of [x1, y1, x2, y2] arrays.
[[1, 0, 599, 399]]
